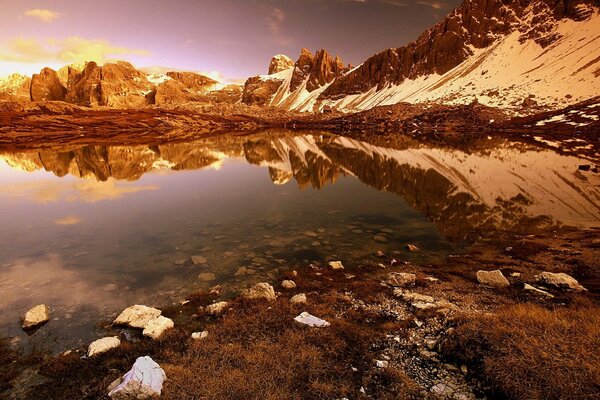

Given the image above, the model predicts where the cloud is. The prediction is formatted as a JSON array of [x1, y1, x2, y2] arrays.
[[24, 8, 61, 22], [416, 0, 448, 9], [53, 215, 82, 225], [0, 36, 149, 66], [265, 7, 291, 46]]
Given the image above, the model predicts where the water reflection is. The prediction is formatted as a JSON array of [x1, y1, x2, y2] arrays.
[[0, 130, 598, 349]]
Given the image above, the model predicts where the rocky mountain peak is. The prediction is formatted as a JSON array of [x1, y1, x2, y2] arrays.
[[30, 67, 67, 101], [268, 54, 295, 75], [290, 48, 350, 93]]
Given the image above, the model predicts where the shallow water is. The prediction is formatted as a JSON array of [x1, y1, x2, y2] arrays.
[[0, 131, 598, 350]]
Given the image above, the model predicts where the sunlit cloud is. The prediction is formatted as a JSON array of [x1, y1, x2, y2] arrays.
[[24, 8, 61, 23], [53, 215, 82, 225], [265, 7, 291, 46], [416, 0, 448, 9]]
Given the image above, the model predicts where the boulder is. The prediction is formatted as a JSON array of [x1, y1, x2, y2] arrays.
[[281, 280, 297, 289], [294, 312, 330, 327], [88, 336, 121, 357], [242, 282, 276, 301], [328, 261, 344, 270], [142, 316, 174, 340], [476, 270, 510, 288], [205, 301, 229, 316], [290, 293, 307, 304], [113, 305, 162, 329], [108, 356, 166, 399], [21, 304, 50, 330], [387, 272, 416, 287], [536, 272, 586, 292]]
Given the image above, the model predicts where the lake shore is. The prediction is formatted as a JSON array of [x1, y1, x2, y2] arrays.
[[2, 224, 599, 399]]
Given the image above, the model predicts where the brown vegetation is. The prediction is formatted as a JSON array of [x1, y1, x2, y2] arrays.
[[442, 299, 600, 400]]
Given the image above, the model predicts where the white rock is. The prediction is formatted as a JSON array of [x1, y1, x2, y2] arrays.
[[191, 331, 209, 340], [294, 312, 330, 327], [143, 316, 174, 340], [114, 305, 162, 329], [242, 282, 276, 301], [206, 301, 229, 316], [387, 272, 416, 287], [476, 270, 510, 288], [328, 261, 344, 270], [536, 272, 587, 292], [290, 293, 307, 304], [108, 356, 166, 399], [88, 336, 121, 357], [374, 360, 389, 368], [281, 280, 297, 289], [523, 283, 554, 298], [21, 304, 50, 329]]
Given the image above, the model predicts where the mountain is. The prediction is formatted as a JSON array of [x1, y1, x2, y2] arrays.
[[0, 61, 238, 109], [243, 0, 600, 114]]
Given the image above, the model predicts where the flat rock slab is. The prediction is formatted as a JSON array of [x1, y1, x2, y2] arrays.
[[88, 336, 121, 357], [536, 272, 586, 291], [294, 312, 330, 328], [22, 304, 50, 330], [114, 305, 162, 329], [108, 356, 166, 399]]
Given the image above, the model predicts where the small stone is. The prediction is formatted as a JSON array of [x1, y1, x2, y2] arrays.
[[191, 331, 209, 340], [375, 250, 385, 257], [113, 305, 161, 329], [191, 255, 208, 265], [302, 231, 318, 237], [21, 304, 50, 330], [143, 316, 174, 340], [328, 261, 344, 270], [290, 293, 307, 304], [88, 336, 121, 357], [206, 301, 229, 316], [108, 356, 165, 399], [524, 283, 554, 298], [294, 312, 330, 327], [536, 272, 586, 292], [374, 360, 389, 368], [405, 244, 420, 252], [476, 270, 510, 288], [281, 280, 297, 289], [387, 272, 416, 287], [198, 272, 216, 282], [234, 266, 255, 276], [373, 235, 388, 243], [430, 383, 454, 397], [242, 282, 276, 301]]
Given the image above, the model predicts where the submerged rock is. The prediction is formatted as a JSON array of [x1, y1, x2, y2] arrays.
[[198, 272, 216, 282], [108, 356, 166, 399], [88, 336, 121, 357], [536, 272, 586, 292], [143, 316, 174, 340], [242, 282, 276, 301], [476, 270, 509, 288], [113, 305, 162, 329], [191, 255, 208, 265], [21, 304, 50, 330], [294, 312, 330, 328], [387, 272, 416, 287]]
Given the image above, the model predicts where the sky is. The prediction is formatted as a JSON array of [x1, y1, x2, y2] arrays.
[[0, 0, 461, 81]]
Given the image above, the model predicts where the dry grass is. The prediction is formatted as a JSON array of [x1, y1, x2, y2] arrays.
[[442, 299, 600, 400]]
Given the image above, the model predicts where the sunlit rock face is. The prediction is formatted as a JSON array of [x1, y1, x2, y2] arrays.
[[268, 54, 294, 75], [0, 74, 31, 101], [30, 68, 67, 101], [1, 132, 599, 240]]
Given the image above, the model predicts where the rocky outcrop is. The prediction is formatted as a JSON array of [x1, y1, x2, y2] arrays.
[[30, 68, 67, 101], [269, 54, 294, 74], [65, 62, 102, 106], [242, 76, 284, 106], [290, 48, 349, 92], [98, 61, 153, 108], [0, 74, 31, 101]]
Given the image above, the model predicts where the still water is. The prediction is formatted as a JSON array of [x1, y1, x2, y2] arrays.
[[0, 131, 598, 350]]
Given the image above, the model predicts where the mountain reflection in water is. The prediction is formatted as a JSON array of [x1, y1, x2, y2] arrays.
[[0, 131, 598, 350]]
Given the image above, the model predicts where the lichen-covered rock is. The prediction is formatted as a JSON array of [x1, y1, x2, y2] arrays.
[[536, 272, 587, 291], [88, 336, 121, 357], [142, 316, 174, 340], [21, 304, 50, 330], [242, 282, 276, 301], [113, 305, 162, 329], [476, 270, 510, 288], [108, 356, 166, 399]]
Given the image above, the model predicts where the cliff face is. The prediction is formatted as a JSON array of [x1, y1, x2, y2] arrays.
[[30, 68, 67, 102]]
